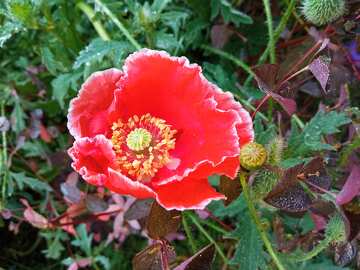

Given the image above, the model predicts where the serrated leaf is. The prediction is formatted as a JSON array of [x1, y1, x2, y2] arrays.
[[229, 211, 266, 269], [73, 38, 130, 69], [51, 72, 81, 109], [10, 99, 26, 133], [286, 111, 351, 158], [10, 172, 52, 192], [211, 0, 252, 26], [72, 224, 93, 257], [0, 21, 22, 47], [40, 47, 67, 75]]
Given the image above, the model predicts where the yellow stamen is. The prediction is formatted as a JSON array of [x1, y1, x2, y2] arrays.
[[111, 114, 177, 182]]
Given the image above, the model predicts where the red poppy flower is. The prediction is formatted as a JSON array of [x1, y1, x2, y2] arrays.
[[68, 49, 254, 210]]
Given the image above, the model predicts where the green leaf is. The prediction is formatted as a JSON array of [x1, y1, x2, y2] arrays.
[[51, 72, 82, 109], [229, 211, 266, 269], [286, 111, 351, 158], [211, 0, 253, 26], [154, 31, 178, 51], [72, 224, 93, 257], [10, 99, 26, 134], [161, 11, 189, 36], [95, 255, 111, 270], [203, 62, 238, 93], [253, 116, 277, 145], [0, 21, 22, 48], [41, 230, 68, 259], [40, 47, 67, 76], [208, 194, 246, 219], [10, 172, 52, 192], [73, 38, 130, 69]]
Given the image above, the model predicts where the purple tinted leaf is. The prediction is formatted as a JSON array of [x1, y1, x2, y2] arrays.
[[61, 182, 81, 204], [336, 166, 360, 205], [308, 56, 331, 92], [210, 24, 232, 49], [85, 194, 108, 213], [124, 199, 154, 221], [174, 244, 215, 270], [269, 93, 297, 115], [266, 184, 312, 212], [253, 64, 280, 92]]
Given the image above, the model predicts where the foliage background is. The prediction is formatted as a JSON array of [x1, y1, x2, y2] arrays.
[[0, 0, 359, 269]]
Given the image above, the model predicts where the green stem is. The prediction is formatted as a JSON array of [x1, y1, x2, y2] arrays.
[[1, 102, 8, 202], [186, 212, 229, 265], [292, 114, 305, 129], [290, 238, 331, 262], [262, 0, 276, 64], [245, 0, 296, 85], [239, 172, 285, 270], [201, 45, 254, 77], [94, 0, 141, 50], [77, 2, 111, 41], [199, 218, 229, 235], [182, 214, 197, 253]]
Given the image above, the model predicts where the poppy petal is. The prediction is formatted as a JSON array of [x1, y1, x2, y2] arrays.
[[105, 168, 156, 199], [153, 177, 225, 210], [68, 135, 116, 186], [112, 49, 251, 184], [68, 68, 123, 138]]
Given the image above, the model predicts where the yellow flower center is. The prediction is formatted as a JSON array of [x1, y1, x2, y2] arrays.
[[111, 114, 177, 182], [126, 128, 152, 151]]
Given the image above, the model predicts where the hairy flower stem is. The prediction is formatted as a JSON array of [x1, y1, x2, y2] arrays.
[[201, 45, 254, 77], [93, 0, 142, 50], [244, 0, 296, 86], [186, 212, 229, 265], [77, 2, 111, 41], [182, 214, 197, 253], [262, 0, 276, 64], [239, 172, 286, 270], [1, 102, 8, 204]]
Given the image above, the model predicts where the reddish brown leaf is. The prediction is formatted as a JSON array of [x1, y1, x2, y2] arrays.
[[174, 244, 215, 270], [146, 202, 181, 239], [133, 242, 176, 270], [219, 176, 241, 205]]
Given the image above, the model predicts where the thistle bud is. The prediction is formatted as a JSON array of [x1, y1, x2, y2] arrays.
[[302, 0, 346, 26], [239, 142, 267, 171], [251, 168, 280, 201], [267, 136, 284, 166]]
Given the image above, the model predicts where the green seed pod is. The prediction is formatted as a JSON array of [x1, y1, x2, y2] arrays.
[[302, 0, 346, 26], [251, 168, 280, 201], [326, 213, 347, 244], [239, 142, 267, 171], [266, 136, 284, 166]]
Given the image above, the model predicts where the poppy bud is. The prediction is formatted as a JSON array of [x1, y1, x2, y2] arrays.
[[267, 136, 284, 166], [251, 168, 280, 201], [302, 0, 346, 26], [326, 213, 347, 244], [239, 142, 267, 171]]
